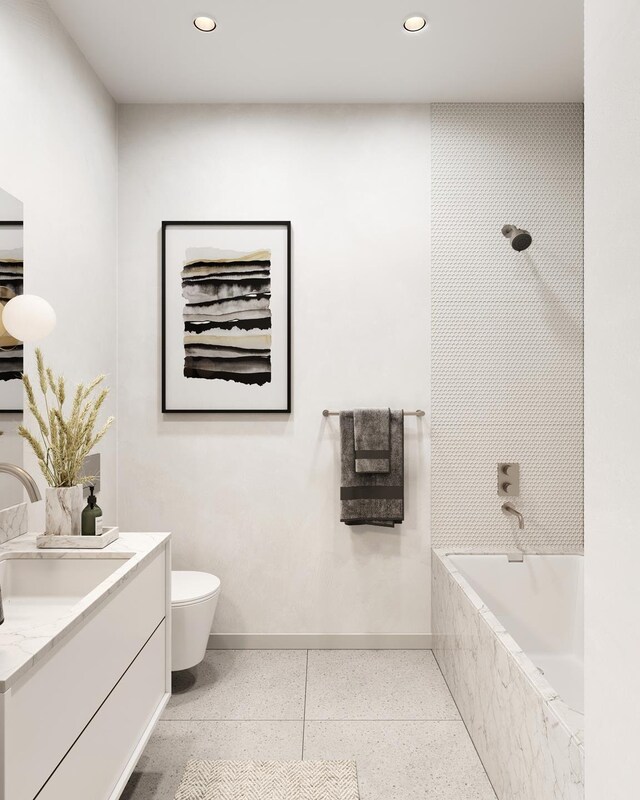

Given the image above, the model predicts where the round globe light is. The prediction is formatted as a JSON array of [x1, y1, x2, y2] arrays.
[[2, 294, 57, 342]]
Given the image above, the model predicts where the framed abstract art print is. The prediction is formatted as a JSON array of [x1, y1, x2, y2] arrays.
[[162, 221, 291, 413]]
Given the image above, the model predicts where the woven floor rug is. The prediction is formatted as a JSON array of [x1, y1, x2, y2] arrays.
[[174, 760, 360, 800]]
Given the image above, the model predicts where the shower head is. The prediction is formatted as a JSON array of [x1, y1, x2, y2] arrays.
[[502, 225, 532, 252]]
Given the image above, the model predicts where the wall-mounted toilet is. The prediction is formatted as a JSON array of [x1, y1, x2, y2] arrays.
[[171, 571, 221, 672]]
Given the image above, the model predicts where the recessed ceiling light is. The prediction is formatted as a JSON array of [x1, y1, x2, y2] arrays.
[[193, 16, 216, 32], [403, 15, 427, 32]]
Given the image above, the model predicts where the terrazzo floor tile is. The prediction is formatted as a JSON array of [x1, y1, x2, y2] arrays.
[[305, 649, 460, 720], [303, 720, 497, 800], [164, 650, 307, 720], [121, 720, 304, 800]]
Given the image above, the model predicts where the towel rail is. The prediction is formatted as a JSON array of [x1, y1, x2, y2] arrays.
[[322, 409, 425, 417]]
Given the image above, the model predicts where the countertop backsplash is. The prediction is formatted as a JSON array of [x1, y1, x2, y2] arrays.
[[0, 503, 28, 545]]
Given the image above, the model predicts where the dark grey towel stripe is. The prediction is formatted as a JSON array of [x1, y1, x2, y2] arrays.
[[355, 449, 390, 459], [340, 486, 403, 500]]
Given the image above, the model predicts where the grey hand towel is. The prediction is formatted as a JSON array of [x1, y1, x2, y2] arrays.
[[353, 408, 391, 473], [340, 410, 404, 527]]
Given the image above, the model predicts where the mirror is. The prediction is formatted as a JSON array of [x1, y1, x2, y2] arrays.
[[0, 186, 24, 510]]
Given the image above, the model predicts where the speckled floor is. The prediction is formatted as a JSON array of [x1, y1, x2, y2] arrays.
[[121, 649, 496, 800]]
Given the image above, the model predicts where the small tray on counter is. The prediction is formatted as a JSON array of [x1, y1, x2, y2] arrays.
[[36, 526, 119, 549]]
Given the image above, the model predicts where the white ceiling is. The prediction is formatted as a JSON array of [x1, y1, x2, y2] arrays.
[[48, 0, 584, 103]]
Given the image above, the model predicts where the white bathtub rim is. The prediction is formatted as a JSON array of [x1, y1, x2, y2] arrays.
[[433, 548, 584, 750]]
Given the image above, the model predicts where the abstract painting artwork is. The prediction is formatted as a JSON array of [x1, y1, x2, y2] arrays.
[[182, 247, 272, 385], [0, 222, 24, 413], [162, 222, 290, 412]]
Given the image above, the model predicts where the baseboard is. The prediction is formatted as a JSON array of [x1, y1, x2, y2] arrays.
[[207, 633, 433, 649]]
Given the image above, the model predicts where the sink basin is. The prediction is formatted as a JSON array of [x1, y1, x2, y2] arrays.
[[0, 556, 130, 627]]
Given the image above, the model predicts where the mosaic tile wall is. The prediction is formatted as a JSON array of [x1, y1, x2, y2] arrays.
[[432, 104, 583, 550]]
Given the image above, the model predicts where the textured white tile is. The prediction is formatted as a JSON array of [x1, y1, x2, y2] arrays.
[[305, 649, 459, 720], [121, 720, 303, 800], [431, 103, 583, 551], [164, 650, 307, 720], [432, 552, 584, 800], [304, 721, 496, 800]]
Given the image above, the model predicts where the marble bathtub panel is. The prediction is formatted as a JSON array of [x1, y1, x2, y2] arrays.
[[433, 550, 584, 742], [0, 502, 27, 544], [432, 552, 584, 800], [438, 556, 562, 702]]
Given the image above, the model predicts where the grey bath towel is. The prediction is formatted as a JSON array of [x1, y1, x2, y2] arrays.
[[353, 408, 391, 473], [340, 410, 404, 527]]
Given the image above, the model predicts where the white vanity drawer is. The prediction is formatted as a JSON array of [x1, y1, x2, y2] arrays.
[[36, 621, 166, 800], [4, 549, 166, 800]]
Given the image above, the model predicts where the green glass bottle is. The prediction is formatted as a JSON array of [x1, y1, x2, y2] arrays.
[[81, 486, 103, 536]]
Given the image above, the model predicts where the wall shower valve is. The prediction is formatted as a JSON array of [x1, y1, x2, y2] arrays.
[[498, 463, 520, 497]]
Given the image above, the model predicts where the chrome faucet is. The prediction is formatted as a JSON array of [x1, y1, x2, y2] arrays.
[[0, 463, 42, 502], [501, 502, 524, 529], [0, 464, 42, 626]]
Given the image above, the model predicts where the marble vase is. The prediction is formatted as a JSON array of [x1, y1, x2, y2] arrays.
[[45, 485, 83, 536]]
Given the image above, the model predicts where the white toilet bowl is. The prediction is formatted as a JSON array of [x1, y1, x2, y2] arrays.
[[171, 571, 221, 672]]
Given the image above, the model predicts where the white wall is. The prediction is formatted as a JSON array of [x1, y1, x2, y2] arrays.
[[585, 0, 640, 795], [0, 188, 23, 220], [0, 0, 118, 522], [431, 104, 584, 551], [118, 104, 430, 636]]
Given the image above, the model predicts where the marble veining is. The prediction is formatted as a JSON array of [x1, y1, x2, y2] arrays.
[[45, 485, 83, 536], [432, 549, 584, 800], [0, 502, 28, 545], [0, 531, 170, 692]]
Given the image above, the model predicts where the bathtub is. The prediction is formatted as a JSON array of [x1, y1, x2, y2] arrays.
[[432, 550, 584, 800]]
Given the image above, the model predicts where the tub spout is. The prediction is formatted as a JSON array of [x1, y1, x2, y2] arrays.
[[501, 502, 524, 530]]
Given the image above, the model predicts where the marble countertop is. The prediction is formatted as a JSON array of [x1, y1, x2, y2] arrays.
[[0, 531, 171, 692]]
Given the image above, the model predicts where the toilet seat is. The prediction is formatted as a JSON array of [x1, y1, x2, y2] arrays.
[[172, 571, 221, 608]]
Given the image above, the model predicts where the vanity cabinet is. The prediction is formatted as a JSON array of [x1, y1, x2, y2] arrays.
[[0, 537, 171, 800], [37, 622, 166, 800]]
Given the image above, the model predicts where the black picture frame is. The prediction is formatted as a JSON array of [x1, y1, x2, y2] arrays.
[[0, 220, 24, 414], [161, 220, 291, 414]]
